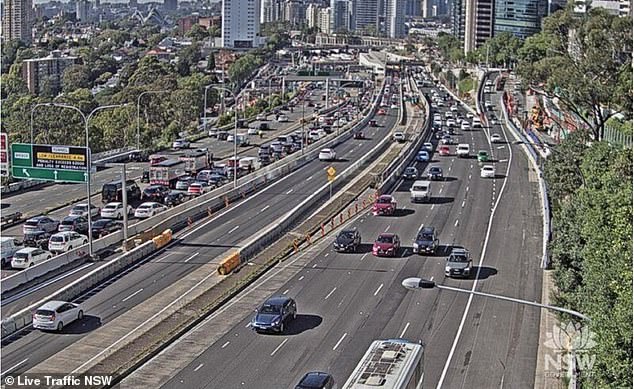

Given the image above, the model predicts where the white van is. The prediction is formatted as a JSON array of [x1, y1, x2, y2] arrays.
[[410, 180, 431, 203], [456, 143, 470, 158], [1, 237, 22, 267], [239, 157, 260, 171]]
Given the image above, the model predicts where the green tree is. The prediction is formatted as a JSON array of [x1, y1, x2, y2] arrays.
[[62, 64, 92, 92], [516, 7, 633, 140], [207, 51, 216, 71], [1, 39, 25, 74], [187, 24, 209, 42]]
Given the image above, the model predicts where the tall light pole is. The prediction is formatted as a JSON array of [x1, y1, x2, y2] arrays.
[[402, 277, 591, 322], [203, 84, 214, 134], [41, 103, 124, 259], [213, 86, 238, 188], [137, 90, 168, 150], [333, 86, 347, 136], [301, 97, 306, 154]]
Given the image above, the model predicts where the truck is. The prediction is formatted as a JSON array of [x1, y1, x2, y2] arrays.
[[149, 159, 187, 188], [239, 157, 260, 172], [149, 154, 170, 166], [179, 150, 212, 175]]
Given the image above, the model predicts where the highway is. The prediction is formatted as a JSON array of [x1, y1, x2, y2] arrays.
[[0, 82, 399, 377], [124, 74, 543, 389]]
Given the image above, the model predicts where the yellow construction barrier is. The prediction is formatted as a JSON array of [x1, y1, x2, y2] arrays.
[[152, 229, 173, 249], [217, 251, 241, 275]]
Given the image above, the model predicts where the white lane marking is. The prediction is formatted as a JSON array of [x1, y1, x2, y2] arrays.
[[260, 205, 270, 212], [439, 187, 443, 194], [298, 276, 305, 281], [360, 253, 368, 261], [194, 363, 204, 372], [436, 107, 515, 388], [466, 186, 469, 192], [384, 225, 390, 232], [324, 287, 337, 300], [454, 219, 459, 227], [324, 253, 329, 257], [228, 225, 240, 234], [1, 263, 93, 306], [245, 323, 251, 328], [184, 253, 199, 263], [122, 288, 144, 302], [270, 339, 288, 356], [431, 204, 435, 210], [374, 283, 384, 296], [499, 159, 508, 162], [221, 341, 230, 348], [282, 289, 289, 295], [0, 358, 28, 378], [306, 175, 313, 181], [461, 200, 466, 208], [286, 189, 294, 194], [399, 322, 410, 338], [430, 276, 434, 282], [497, 146, 505, 149], [312, 263, 317, 268], [333, 333, 348, 350], [155, 253, 176, 263]]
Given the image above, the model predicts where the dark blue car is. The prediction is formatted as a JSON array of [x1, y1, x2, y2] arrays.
[[251, 296, 297, 333]]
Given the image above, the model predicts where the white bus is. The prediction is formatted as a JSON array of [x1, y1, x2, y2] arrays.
[[342, 338, 424, 389]]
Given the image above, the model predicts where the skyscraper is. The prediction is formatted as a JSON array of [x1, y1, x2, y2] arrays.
[[222, 0, 261, 48], [331, 0, 353, 32], [2, 0, 32, 43], [405, 0, 420, 17], [355, 0, 378, 34], [386, 0, 406, 37], [76, 0, 90, 21], [494, 0, 547, 39], [463, 0, 493, 52]]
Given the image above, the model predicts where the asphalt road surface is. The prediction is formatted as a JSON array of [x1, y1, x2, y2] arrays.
[[0, 86, 400, 377]]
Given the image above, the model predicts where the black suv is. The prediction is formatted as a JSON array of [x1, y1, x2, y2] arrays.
[[23, 230, 51, 249], [141, 185, 170, 203], [413, 226, 439, 255], [427, 166, 443, 181], [295, 372, 335, 389], [251, 296, 297, 334], [333, 228, 361, 253]]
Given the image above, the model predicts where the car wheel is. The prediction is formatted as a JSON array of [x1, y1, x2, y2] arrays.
[[83, 240, 88, 244], [29, 262, 34, 267], [57, 322, 64, 331], [77, 310, 83, 320], [68, 246, 73, 250]]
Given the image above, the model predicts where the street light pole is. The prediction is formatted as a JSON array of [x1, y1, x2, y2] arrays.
[[402, 277, 590, 322], [137, 90, 168, 150], [212, 86, 238, 188], [301, 98, 306, 154], [44, 103, 124, 259], [203, 84, 214, 134]]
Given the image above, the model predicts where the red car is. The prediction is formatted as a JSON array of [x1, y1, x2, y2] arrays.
[[372, 195, 396, 216], [377, 109, 387, 115], [372, 233, 401, 257], [439, 145, 451, 156]]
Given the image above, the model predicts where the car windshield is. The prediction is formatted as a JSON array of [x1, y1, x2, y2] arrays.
[[377, 235, 393, 243], [50, 236, 64, 242], [35, 309, 55, 316], [405, 168, 415, 173], [449, 254, 468, 262], [340, 231, 356, 239], [419, 233, 433, 241], [377, 197, 391, 204], [146, 187, 159, 193], [139, 205, 151, 210], [73, 205, 87, 211], [413, 185, 428, 191], [104, 204, 117, 210], [93, 220, 109, 227], [25, 220, 40, 226], [60, 220, 75, 225], [260, 304, 282, 314], [14, 252, 29, 259]]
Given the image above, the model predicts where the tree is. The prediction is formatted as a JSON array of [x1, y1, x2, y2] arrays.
[[207, 51, 216, 71], [62, 65, 92, 92], [516, 7, 633, 140], [187, 24, 209, 42], [1, 39, 25, 74]]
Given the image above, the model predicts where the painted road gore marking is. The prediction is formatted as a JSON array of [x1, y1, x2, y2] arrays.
[[333, 333, 348, 350]]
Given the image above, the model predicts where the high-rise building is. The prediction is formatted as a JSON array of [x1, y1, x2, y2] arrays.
[[451, 0, 465, 40], [578, 0, 632, 16], [306, 3, 321, 28], [261, 0, 284, 23], [355, 0, 378, 34], [222, 0, 261, 48], [463, 0, 493, 52], [22, 51, 80, 95], [284, 0, 305, 25], [164, 0, 177, 11], [318, 7, 331, 33], [2, 0, 33, 43], [494, 0, 547, 39], [75, 0, 90, 21], [330, 0, 353, 32], [386, 0, 406, 37], [405, 0, 420, 17]]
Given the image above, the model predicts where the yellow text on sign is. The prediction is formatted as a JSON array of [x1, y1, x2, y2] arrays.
[[36, 152, 85, 162]]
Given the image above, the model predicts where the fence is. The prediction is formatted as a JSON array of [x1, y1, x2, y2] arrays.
[[603, 125, 633, 148]]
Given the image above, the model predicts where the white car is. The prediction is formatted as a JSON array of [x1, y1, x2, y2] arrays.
[[172, 139, 190, 149], [33, 300, 83, 331], [11, 247, 52, 269], [309, 131, 322, 141], [423, 142, 433, 152], [393, 132, 406, 142], [247, 128, 258, 135], [69, 203, 100, 218], [48, 231, 88, 253], [390, 104, 398, 109], [101, 202, 133, 219], [450, 105, 458, 112], [480, 165, 496, 178], [433, 118, 442, 127], [461, 121, 470, 130], [277, 115, 289, 122], [466, 112, 474, 119], [446, 119, 456, 127], [227, 134, 235, 142], [490, 133, 502, 143], [134, 202, 168, 219], [256, 113, 268, 121], [318, 148, 337, 161], [456, 143, 470, 157]]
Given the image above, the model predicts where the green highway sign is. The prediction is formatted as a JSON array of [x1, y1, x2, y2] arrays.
[[11, 143, 90, 183]]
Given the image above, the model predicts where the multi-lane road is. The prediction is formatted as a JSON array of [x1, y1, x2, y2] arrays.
[[120, 74, 543, 388], [1, 81, 399, 377]]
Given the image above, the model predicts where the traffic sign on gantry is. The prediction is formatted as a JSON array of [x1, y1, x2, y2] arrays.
[[11, 143, 90, 183]]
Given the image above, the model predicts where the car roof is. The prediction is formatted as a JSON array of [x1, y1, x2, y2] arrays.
[[139, 202, 159, 206], [63, 215, 84, 220], [341, 228, 357, 233], [39, 300, 71, 310], [105, 202, 122, 206], [378, 233, 395, 238], [264, 296, 293, 305], [27, 215, 49, 221], [298, 372, 332, 387], [418, 226, 435, 234], [16, 247, 38, 253]]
